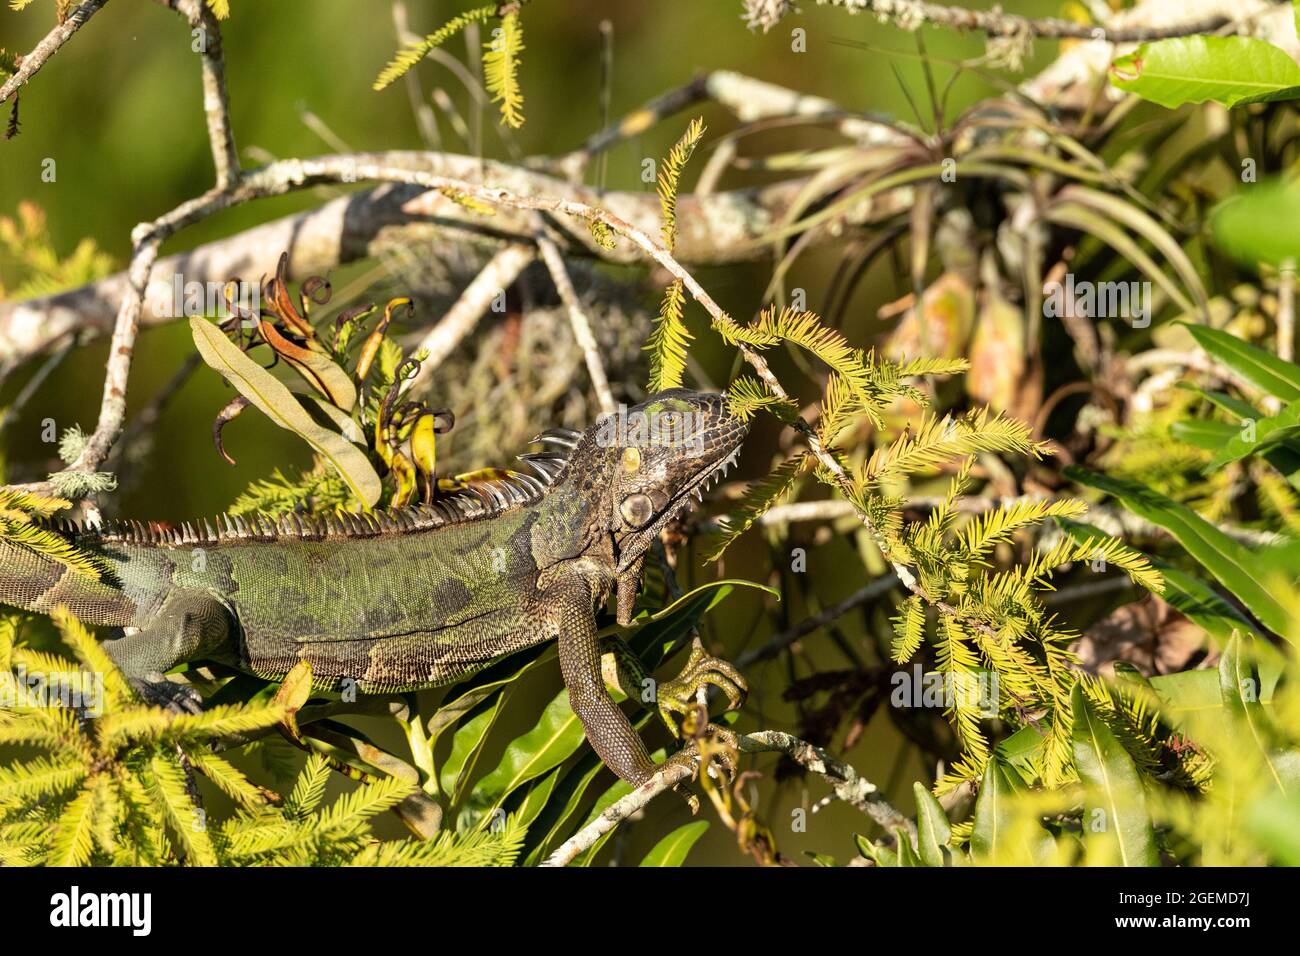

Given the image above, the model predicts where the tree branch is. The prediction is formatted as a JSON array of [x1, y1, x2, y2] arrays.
[[0, 0, 110, 106], [0, 152, 904, 376], [748, 0, 1242, 42], [165, 0, 240, 188], [540, 729, 910, 866]]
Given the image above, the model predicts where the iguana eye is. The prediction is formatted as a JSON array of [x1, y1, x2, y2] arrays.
[[621, 447, 641, 472], [620, 493, 654, 528]]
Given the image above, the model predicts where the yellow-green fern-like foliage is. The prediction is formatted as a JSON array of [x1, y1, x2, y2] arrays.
[[645, 118, 706, 393], [374, 4, 528, 129], [0, 611, 523, 866], [693, 298, 1163, 792]]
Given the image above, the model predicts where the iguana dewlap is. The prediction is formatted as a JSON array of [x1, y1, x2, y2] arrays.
[[0, 389, 749, 788]]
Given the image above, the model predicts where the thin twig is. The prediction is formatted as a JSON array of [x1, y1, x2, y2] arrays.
[[0, 0, 110, 106], [0, 149, 906, 373], [165, 0, 241, 188], [754, 0, 1235, 42], [540, 728, 910, 866], [736, 575, 899, 668], [534, 219, 616, 415], [408, 243, 535, 389]]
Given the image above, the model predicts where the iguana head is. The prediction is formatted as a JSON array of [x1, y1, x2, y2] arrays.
[[580, 389, 748, 573]]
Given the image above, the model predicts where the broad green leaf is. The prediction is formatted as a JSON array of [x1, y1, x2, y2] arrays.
[[1065, 467, 1292, 638], [970, 758, 1014, 860], [639, 820, 709, 866], [512, 766, 563, 831], [1071, 685, 1158, 867], [912, 782, 951, 867], [996, 725, 1045, 776], [426, 644, 553, 743], [1219, 633, 1295, 793], [1178, 382, 1261, 420], [1211, 177, 1300, 269], [1149, 669, 1221, 721], [1111, 36, 1300, 109], [1206, 398, 1300, 470], [854, 832, 896, 866], [469, 688, 585, 811], [521, 740, 634, 865], [620, 578, 778, 665], [1173, 386, 1300, 487], [1169, 419, 1238, 451], [894, 828, 921, 866], [1153, 562, 1262, 644], [1182, 323, 1300, 401], [189, 317, 382, 506], [1247, 792, 1300, 864], [439, 693, 506, 802]]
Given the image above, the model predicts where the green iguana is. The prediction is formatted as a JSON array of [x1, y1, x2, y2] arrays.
[[0, 389, 748, 790]]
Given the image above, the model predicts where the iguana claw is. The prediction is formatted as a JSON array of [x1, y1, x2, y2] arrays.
[[128, 675, 204, 715], [660, 722, 740, 814], [656, 639, 747, 738]]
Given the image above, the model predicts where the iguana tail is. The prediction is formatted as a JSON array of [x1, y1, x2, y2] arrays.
[[0, 538, 138, 627]]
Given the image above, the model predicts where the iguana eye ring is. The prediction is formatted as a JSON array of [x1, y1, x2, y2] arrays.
[[621, 447, 641, 472], [620, 493, 654, 528]]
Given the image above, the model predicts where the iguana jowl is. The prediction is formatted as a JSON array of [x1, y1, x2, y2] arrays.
[[0, 389, 748, 788]]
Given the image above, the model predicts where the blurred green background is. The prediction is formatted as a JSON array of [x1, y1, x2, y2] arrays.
[[1, 0, 1064, 864]]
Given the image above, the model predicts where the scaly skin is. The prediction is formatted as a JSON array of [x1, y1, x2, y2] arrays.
[[0, 389, 749, 788]]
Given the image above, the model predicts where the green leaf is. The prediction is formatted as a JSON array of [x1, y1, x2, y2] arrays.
[[1219, 633, 1295, 793], [189, 317, 382, 506], [1206, 398, 1300, 470], [439, 693, 506, 803], [894, 829, 921, 866], [639, 820, 709, 866], [854, 832, 895, 866], [1111, 36, 1300, 109], [970, 758, 1013, 860], [1065, 467, 1292, 638], [469, 689, 585, 812], [1071, 685, 1158, 867], [1211, 177, 1300, 269], [1169, 419, 1239, 451], [625, 579, 777, 665], [520, 742, 633, 865], [1153, 562, 1262, 644], [912, 782, 951, 867], [1182, 323, 1300, 401], [996, 725, 1046, 775], [1247, 792, 1300, 864], [512, 766, 563, 831]]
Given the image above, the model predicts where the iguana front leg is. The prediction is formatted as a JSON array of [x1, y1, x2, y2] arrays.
[[555, 584, 661, 787], [102, 588, 232, 713]]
